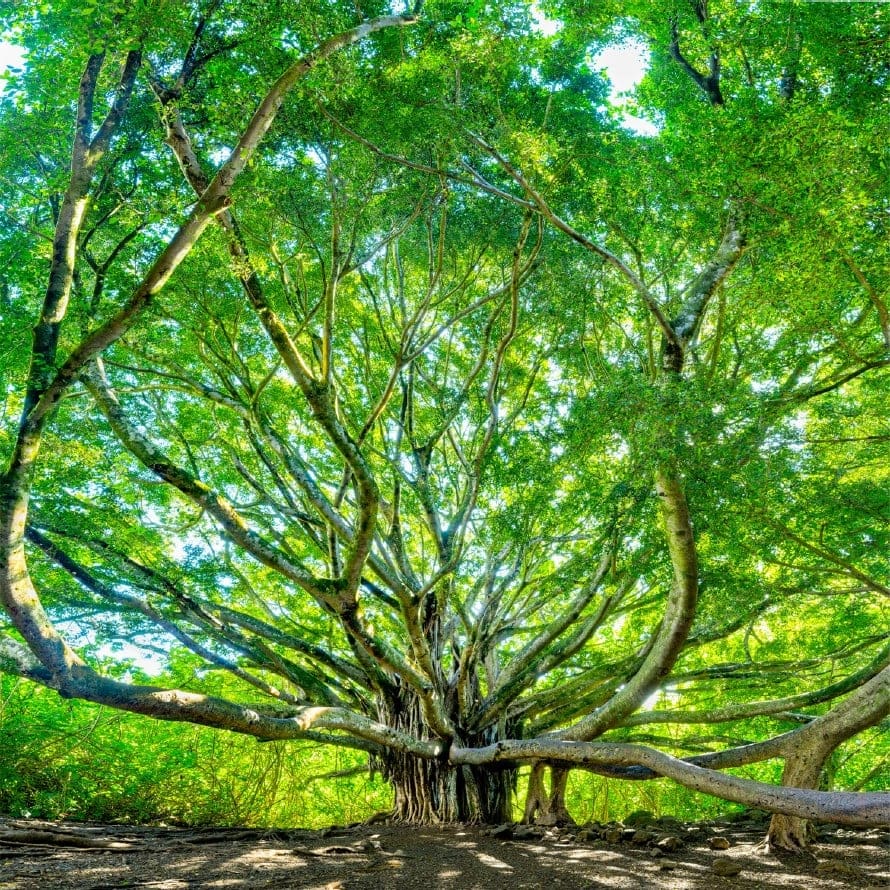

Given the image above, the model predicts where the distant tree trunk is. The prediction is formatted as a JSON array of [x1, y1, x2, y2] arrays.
[[522, 762, 547, 823], [376, 688, 513, 823]]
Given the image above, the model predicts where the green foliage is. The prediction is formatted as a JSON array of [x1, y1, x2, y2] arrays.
[[0, 675, 390, 827]]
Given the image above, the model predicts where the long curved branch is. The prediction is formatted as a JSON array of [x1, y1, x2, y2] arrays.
[[450, 739, 890, 826]]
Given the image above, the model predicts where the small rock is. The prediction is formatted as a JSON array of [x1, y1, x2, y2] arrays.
[[577, 828, 597, 842], [632, 830, 654, 845], [659, 861, 677, 871], [816, 860, 864, 878], [650, 847, 663, 859], [712, 857, 743, 877], [709, 836, 731, 850], [490, 823, 514, 839], [513, 825, 543, 840], [603, 829, 623, 844], [657, 835, 684, 853], [621, 828, 637, 842]]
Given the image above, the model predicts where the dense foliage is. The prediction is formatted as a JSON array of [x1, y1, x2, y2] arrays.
[[1, 0, 887, 846], [0, 673, 390, 827]]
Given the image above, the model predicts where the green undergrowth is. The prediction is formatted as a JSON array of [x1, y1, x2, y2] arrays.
[[1, 676, 886, 828], [0, 676, 391, 827]]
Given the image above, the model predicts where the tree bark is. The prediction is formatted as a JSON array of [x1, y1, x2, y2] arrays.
[[768, 739, 832, 851], [452, 738, 890, 827], [382, 750, 513, 824], [522, 765, 575, 825], [767, 664, 890, 850], [522, 763, 547, 824], [376, 688, 513, 824]]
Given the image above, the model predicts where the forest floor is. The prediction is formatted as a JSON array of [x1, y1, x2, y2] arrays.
[[0, 814, 886, 889]]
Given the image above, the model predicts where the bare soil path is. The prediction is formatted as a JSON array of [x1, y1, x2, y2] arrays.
[[0, 815, 886, 889]]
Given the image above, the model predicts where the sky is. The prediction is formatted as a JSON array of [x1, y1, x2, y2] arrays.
[[596, 42, 649, 95], [0, 40, 24, 98], [593, 40, 657, 136], [531, 3, 656, 135], [0, 40, 24, 73]]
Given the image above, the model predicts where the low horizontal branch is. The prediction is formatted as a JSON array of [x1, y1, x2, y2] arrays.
[[449, 739, 890, 827]]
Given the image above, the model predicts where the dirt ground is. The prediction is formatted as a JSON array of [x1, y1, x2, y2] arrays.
[[0, 814, 887, 889]]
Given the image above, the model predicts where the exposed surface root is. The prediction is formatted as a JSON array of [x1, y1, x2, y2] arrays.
[[0, 828, 140, 850]]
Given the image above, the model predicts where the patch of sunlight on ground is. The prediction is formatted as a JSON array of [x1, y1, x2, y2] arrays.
[[227, 847, 300, 869], [473, 851, 514, 869]]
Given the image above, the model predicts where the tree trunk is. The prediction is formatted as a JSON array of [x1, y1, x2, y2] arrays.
[[376, 687, 514, 824], [522, 764, 575, 826], [522, 762, 547, 824], [767, 739, 831, 852], [381, 749, 513, 823], [767, 665, 890, 851]]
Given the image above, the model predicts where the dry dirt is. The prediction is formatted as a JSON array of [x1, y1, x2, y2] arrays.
[[0, 815, 887, 889]]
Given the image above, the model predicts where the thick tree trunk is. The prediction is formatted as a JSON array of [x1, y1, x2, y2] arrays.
[[382, 749, 513, 823], [376, 688, 513, 824]]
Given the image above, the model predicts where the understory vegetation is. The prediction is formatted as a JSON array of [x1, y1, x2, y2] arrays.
[[0, 675, 389, 827]]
